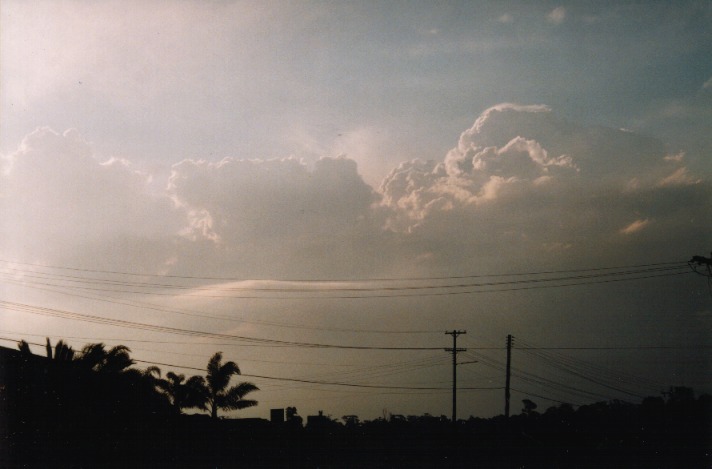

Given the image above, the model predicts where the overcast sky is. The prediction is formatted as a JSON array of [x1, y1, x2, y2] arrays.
[[1, 1, 711, 421]]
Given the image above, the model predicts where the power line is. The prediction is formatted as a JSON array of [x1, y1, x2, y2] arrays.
[[2, 333, 701, 404], [0, 276, 440, 335], [1, 337, 462, 390], [1, 262, 689, 291], [1, 266, 691, 299], [464, 349, 632, 404], [0, 300, 443, 351], [5, 330, 706, 352], [510, 387, 582, 407], [132, 358, 503, 391], [0, 335, 497, 391], [0, 258, 687, 283], [515, 338, 669, 392]]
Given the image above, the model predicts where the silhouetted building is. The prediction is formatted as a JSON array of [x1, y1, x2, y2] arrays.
[[307, 410, 338, 429], [270, 408, 285, 423]]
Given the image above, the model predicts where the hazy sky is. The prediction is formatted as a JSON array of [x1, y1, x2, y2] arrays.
[[1, 1, 711, 421]]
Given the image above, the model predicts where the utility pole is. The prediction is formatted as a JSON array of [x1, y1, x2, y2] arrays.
[[505, 334, 513, 418], [445, 330, 467, 423]]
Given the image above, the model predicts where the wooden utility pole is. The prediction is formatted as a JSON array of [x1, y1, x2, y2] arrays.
[[505, 334, 513, 418], [445, 330, 467, 423]]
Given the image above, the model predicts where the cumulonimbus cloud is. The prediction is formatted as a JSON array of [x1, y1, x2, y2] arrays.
[[0, 127, 182, 271], [1, 104, 709, 280], [378, 103, 710, 268]]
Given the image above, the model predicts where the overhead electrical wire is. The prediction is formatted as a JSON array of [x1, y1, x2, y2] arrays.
[[0, 335, 496, 392], [0, 275, 440, 335], [479, 334, 708, 406], [4, 330, 703, 352], [0, 300, 443, 351], [0, 256, 701, 406], [0, 260, 692, 299], [0, 262, 687, 291], [1, 332, 700, 402], [510, 387, 582, 407], [307, 355, 448, 384], [514, 338, 665, 396], [462, 349, 638, 404], [0, 258, 686, 283], [133, 358, 503, 391]]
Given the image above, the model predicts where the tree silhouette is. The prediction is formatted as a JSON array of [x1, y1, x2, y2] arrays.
[[125, 365, 165, 395], [17, 338, 76, 361], [522, 399, 538, 416], [77, 343, 134, 373], [17, 340, 32, 355], [157, 371, 208, 413], [199, 351, 259, 419], [49, 339, 76, 362]]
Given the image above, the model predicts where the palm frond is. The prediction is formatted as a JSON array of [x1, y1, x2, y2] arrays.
[[184, 375, 209, 410], [231, 399, 258, 410], [218, 382, 259, 410], [166, 371, 185, 384], [45, 338, 53, 360], [206, 352, 240, 394], [17, 340, 32, 355], [104, 345, 134, 373], [78, 343, 107, 370], [143, 366, 162, 379], [54, 340, 75, 362]]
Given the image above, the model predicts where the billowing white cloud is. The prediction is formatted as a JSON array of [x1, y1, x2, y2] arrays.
[[0, 127, 181, 270], [165, 155, 391, 278], [4, 106, 708, 281], [379, 103, 710, 269], [169, 156, 379, 241]]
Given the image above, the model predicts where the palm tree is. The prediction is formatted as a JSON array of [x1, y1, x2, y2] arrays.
[[17, 338, 76, 362], [157, 371, 208, 413], [200, 352, 258, 419], [77, 343, 134, 373]]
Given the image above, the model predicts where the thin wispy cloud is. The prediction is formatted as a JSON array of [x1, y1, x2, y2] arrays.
[[620, 219, 650, 235]]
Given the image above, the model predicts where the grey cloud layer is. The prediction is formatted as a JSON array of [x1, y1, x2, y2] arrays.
[[169, 156, 380, 242]]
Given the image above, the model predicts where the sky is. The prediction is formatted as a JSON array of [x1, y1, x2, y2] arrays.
[[1, 1, 711, 421]]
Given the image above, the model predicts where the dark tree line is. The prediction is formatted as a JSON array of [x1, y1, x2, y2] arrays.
[[1, 338, 710, 468], [1, 338, 258, 467], [13, 338, 258, 418]]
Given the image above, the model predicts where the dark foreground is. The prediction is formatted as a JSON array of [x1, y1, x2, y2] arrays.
[[1, 347, 710, 468]]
